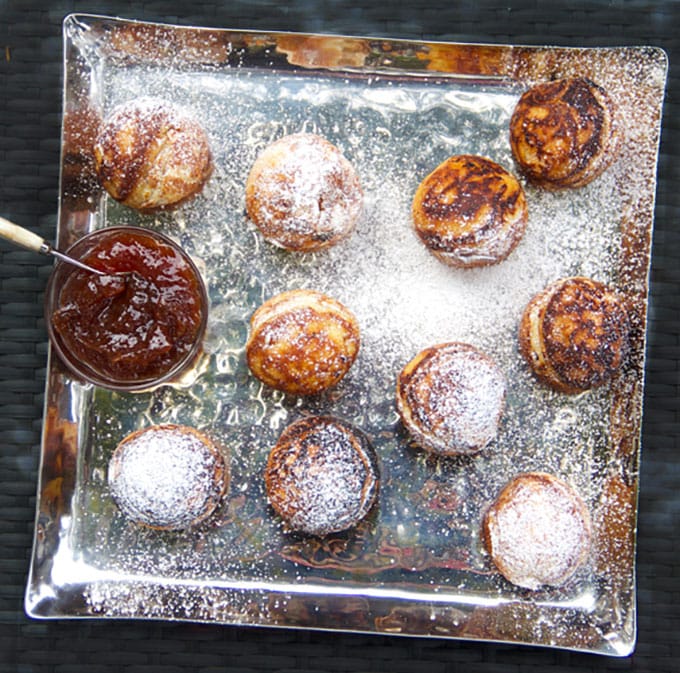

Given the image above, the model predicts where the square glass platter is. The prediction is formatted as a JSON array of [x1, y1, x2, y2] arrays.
[[25, 14, 668, 656]]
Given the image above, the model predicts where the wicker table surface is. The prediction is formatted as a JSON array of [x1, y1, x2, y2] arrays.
[[1, 1, 678, 672]]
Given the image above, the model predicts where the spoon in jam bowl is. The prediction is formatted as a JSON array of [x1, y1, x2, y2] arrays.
[[0, 216, 113, 277], [44, 226, 209, 391]]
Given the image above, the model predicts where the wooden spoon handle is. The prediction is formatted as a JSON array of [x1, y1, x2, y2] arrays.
[[0, 216, 48, 253]]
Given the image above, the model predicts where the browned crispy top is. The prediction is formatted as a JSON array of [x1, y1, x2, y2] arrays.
[[246, 289, 360, 396], [414, 155, 526, 244], [94, 99, 212, 211], [412, 155, 527, 268], [95, 103, 165, 202], [509, 77, 616, 189], [542, 277, 630, 390]]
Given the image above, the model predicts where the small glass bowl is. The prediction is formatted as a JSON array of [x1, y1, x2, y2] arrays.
[[45, 226, 209, 391]]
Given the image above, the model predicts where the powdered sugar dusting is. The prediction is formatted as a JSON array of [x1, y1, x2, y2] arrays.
[[246, 132, 362, 250], [398, 343, 506, 454], [486, 473, 592, 590], [108, 425, 225, 530], [267, 418, 378, 536], [96, 97, 212, 210]]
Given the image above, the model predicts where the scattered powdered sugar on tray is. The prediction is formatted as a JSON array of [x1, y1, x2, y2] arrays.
[[86, 67, 618, 560], [65, 42, 661, 646]]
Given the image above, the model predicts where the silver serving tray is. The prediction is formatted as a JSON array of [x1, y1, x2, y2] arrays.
[[25, 13, 668, 656]]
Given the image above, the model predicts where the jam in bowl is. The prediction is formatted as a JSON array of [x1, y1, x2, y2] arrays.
[[45, 226, 208, 391]]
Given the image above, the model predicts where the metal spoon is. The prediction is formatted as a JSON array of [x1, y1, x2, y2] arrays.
[[0, 216, 108, 276]]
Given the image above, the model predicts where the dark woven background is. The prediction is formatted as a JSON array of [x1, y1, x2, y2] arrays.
[[1, 1, 678, 671]]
